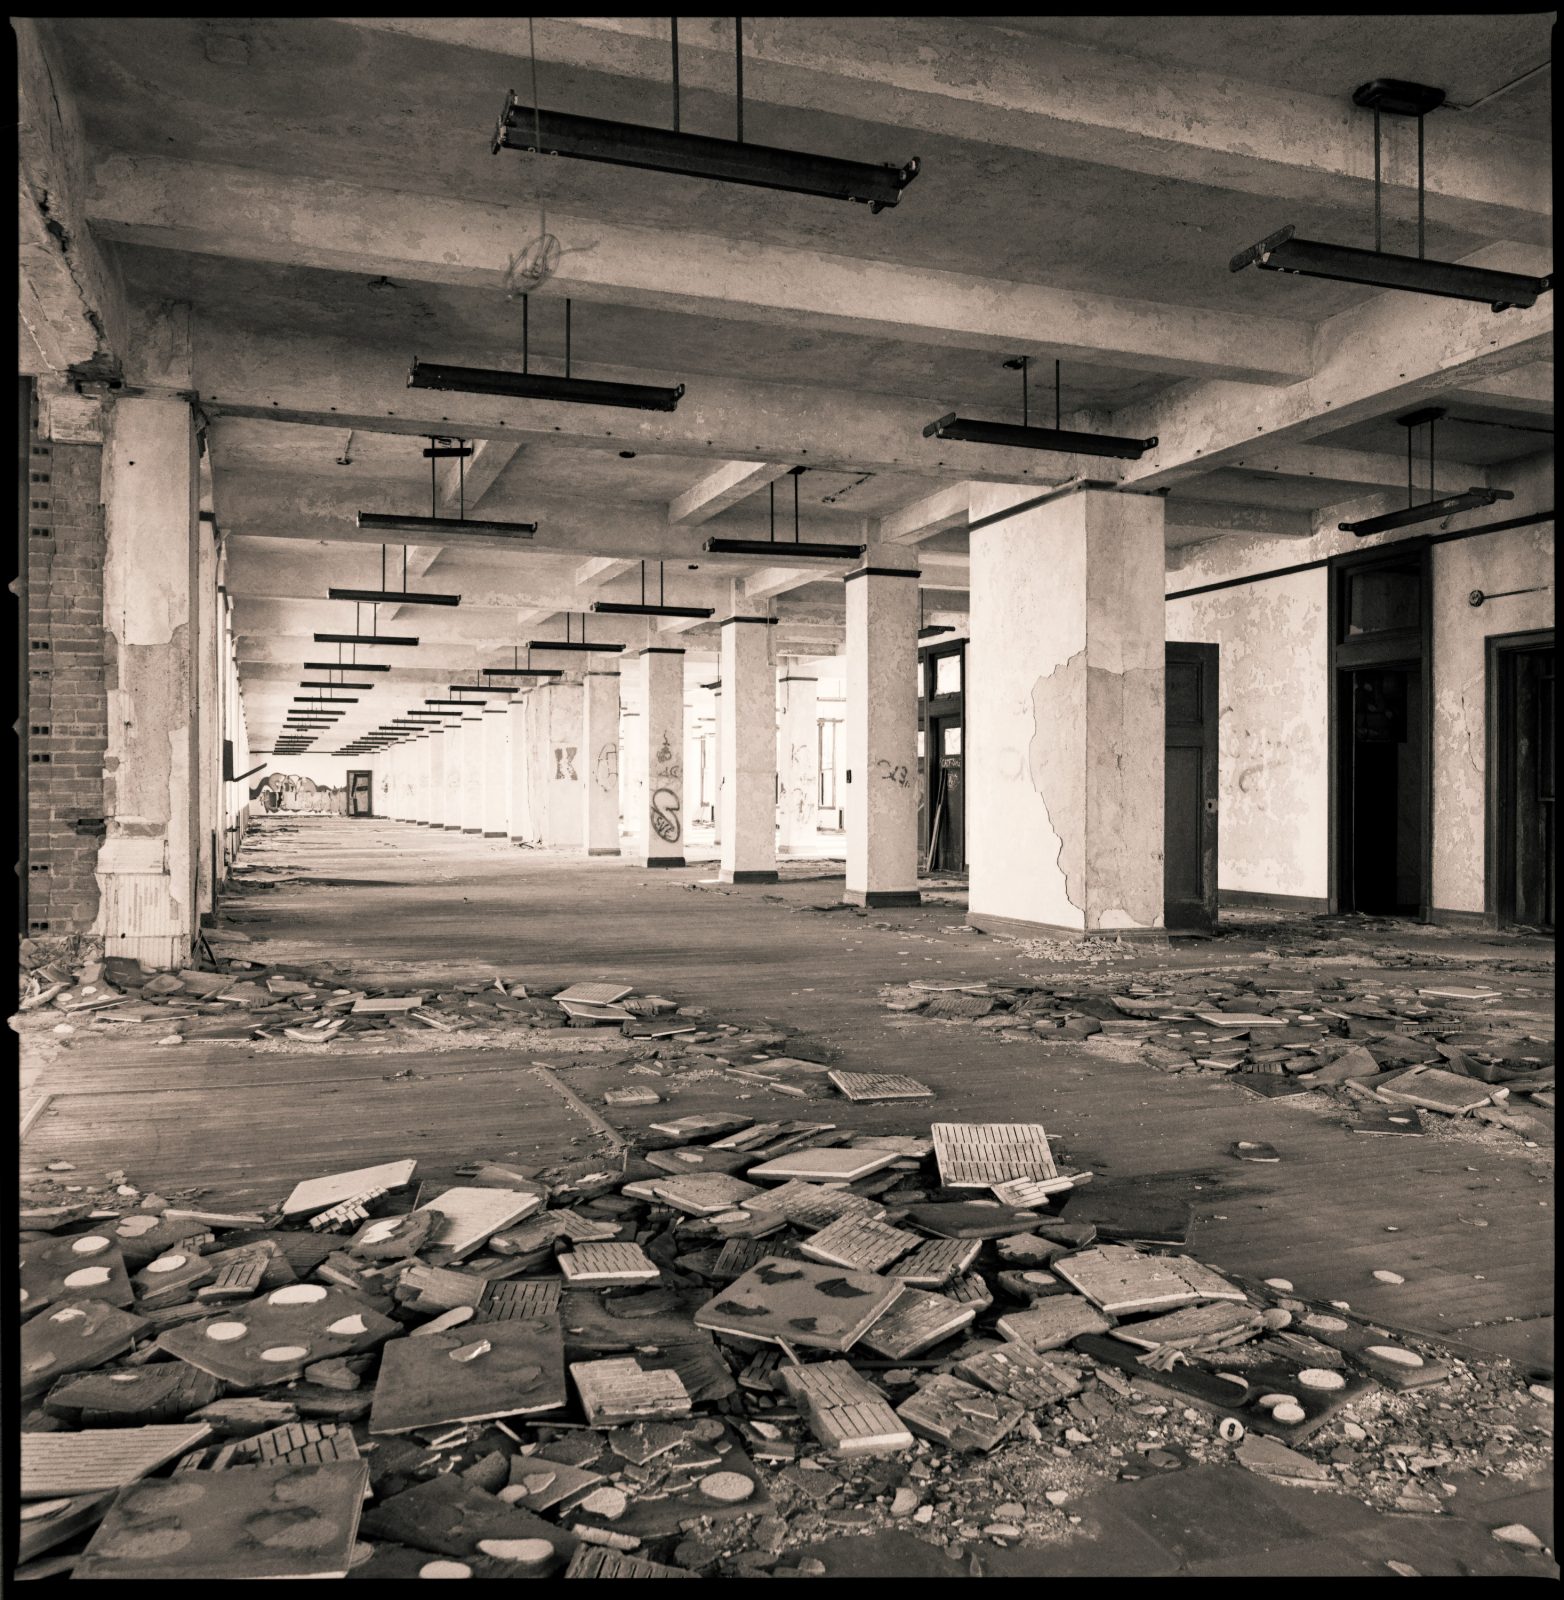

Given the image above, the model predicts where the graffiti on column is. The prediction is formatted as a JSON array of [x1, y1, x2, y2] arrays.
[[651, 729, 682, 843], [875, 758, 911, 788], [593, 741, 619, 793], [554, 745, 579, 781]]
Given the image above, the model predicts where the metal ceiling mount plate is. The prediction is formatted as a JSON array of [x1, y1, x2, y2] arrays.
[[1351, 79, 1447, 118]]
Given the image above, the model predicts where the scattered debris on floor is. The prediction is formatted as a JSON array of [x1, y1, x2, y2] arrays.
[[17, 974, 1555, 1577]]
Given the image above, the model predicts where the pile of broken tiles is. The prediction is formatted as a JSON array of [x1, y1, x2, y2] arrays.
[[24, 1096, 1545, 1580], [884, 973, 1554, 1140]]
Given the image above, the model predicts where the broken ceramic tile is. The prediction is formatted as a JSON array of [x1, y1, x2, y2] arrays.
[[21, 1300, 149, 1402], [74, 1460, 371, 1580], [901, 1203, 1043, 1240], [746, 1147, 898, 1184], [1110, 1300, 1265, 1350], [155, 1287, 399, 1386], [228, 1420, 360, 1468], [991, 1173, 1083, 1205], [507, 1452, 604, 1513], [642, 1174, 767, 1217], [889, 1237, 982, 1287], [741, 1180, 885, 1229], [897, 1374, 1023, 1451], [932, 1122, 1058, 1188], [21, 1424, 213, 1497], [994, 1296, 1114, 1351], [371, 1315, 566, 1434], [20, 1233, 133, 1319], [570, 1357, 692, 1425], [413, 1188, 543, 1258], [281, 1159, 417, 1218], [1376, 1068, 1492, 1115], [554, 982, 634, 1005], [858, 1288, 977, 1359], [603, 1086, 663, 1107], [827, 1071, 935, 1102], [1347, 1107, 1426, 1136], [565, 1546, 694, 1578], [44, 1364, 222, 1426], [1054, 1246, 1244, 1313], [645, 1145, 756, 1176], [557, 1242, 661, 1287], [16, 1490, 116, 1567], [778, 1361, 914, 1456], [471, 1279, 564, 1324], [954, 1342, 1085, 1408], [798, 1214, 920, 1273], [694, 1257, 904, 1352], [647, 1114, 754, 1142]]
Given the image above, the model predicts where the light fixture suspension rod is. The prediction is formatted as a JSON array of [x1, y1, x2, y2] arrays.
[[1373, 108, 1382, 254], [1429, 414, 1435, 496], [793, 468, 800, 542], [735, 18, 744, 144], [1417, 113, 1426, 259], [523, 294, 529, 374], [565, 299, 572, 378], [459, 438, 465, 519], [1407, 425, 1413, 507], [671, 17, 680, 131], [1055, 360, 1062, 430], [1018, 355, 1028, 429], [769, 478, 776, 543]]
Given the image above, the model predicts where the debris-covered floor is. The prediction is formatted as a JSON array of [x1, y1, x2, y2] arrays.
[[15, 816, 1556, 1578]]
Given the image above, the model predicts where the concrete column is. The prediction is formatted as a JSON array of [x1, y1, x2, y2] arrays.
[[710, 684, 722, 847], [459, 717, 484, 832], [630, 647, 686, 867], [508, 694, 532, 843], [718, 617, 779, 882], [97, 396, 201, 968], [542, 680, 584, 849], [409, 739, 428, 822], [777, 668, 819, 855], [582, 670, 621, 855], [844, 548, 921, 907], [195, 524, 220, 916], [442, 719, 464, 828], [482, 709, 510, 837], [967, 485, 1166, 937], [427, 730, 447, 828]]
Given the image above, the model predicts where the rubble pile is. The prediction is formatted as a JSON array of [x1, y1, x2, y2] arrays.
[[17, 981, 1553, 1577], [882, 971, 1555, 1141]]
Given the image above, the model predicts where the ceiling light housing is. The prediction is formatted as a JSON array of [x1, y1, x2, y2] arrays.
[[1339, 487, 1513, 536], [703, 536, 865, 561], [300, 681, 375, 690], [356, 512, 536, 541], [923, 413, 1157, 460], [493, 95, 918, 213], [314, 632, 418, 647], [328, 588, 461, 607], [517, 639, 626, 654], [481, 667, 565, 679], [409, 358, 683, 414], [305, 661, 391, 671], [592, 601, 714, 620]]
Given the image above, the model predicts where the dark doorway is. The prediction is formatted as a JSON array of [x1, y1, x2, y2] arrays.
[[1330, 548, 1432, 919], [1164, 642, 1219, 932], [920, 641, 965, 874], [1491, 632, 1555, 930], [346, 770, 373, 818]]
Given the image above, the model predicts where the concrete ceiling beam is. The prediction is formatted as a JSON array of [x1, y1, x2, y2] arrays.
[[190, 320, 1080, 484], [1163, 500, 1315, 539], [87, 153, 1308, 384], [1225, 442, 1488, 491], [337, 17, 1551, 245], [1112, 245, 1554, 490], [669, 460, 796, 524], [875, 481, 973, 544]]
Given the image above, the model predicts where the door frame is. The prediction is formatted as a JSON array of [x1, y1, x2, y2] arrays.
[[1486, 628, 1555, 927], [1326, 545, 1434, 920], [919, 638, 966, 875], [346, 768, 374, 818], [1164, 640, 1220, 933]]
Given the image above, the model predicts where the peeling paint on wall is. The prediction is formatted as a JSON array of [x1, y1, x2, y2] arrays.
[[1028, 649, 1086, 914]]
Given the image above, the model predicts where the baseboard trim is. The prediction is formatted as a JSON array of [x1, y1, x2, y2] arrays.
[[967, 911, 1168, 943], [587, 847, 622, 856], [461, 828, 482, 835], [642, 856, 687, 869], [1428, 907, 1497, 932], [720, 869, 780, 884], [1218, 889, 1330, 914], [844, 889, 922, 908]]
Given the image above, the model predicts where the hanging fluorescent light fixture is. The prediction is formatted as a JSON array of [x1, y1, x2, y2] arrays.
[[305, 661, 390, 671], [329, 588, 460, 607], [705, 466, 866, 560], [1232, 81, 1552, 312], [300, 681, 376, 690], [359, 433, 536, 548], [315, 633, 418, 647], [410, 359, 683, 414], [356, 511, 537, 540], [592, 560, 712, 620], [1339, 407, 1514, 535], [924, 357, 1157, 459], [520, 614, 624, 653], [482, 666, 564, 678], [491, 16, 918, 214]]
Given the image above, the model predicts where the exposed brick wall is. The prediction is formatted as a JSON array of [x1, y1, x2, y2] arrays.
[[25, 394, 108, 936]]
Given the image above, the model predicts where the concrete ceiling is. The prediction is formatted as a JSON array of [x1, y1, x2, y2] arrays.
[[22, 15, 1553, 752]]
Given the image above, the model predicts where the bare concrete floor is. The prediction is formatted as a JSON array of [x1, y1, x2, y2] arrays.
[[19, 815, 1556, 1576]]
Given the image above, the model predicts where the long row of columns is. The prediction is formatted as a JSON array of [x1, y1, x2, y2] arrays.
[[376, 494, 1170, 935]]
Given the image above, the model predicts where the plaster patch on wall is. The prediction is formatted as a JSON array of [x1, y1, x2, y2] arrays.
[[1028, 649, 1086, 914], [1084, 662, 1164, 929]]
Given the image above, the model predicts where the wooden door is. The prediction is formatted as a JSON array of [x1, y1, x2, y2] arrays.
[[1498, 641, 1555, 930], [928, 715, 965, 873], [1164, 642, 1219, 932], [347, 769, 373, 818]]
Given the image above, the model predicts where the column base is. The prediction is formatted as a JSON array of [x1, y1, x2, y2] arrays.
[[843, 888, 921, 908], [415, 820, 430, 827], [587, 846, 622, 856], [966, 911, 1168, 943], [720, 869, 780, 884], [482, 830, 507, 838], [461, 827, 482, 835], [642, 855, 687, 868]]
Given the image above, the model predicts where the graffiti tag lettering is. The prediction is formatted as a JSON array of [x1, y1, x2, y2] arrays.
[[650, 787, 682, 843], [554, 745, 579, 781], [874, 759, 911, 788], [593, 740, 619, 793]]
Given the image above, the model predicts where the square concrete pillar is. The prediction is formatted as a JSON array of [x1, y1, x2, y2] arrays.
[[482, 709, 510, 837], [630, 648, 686, 867], [508, 694, 534, 843], [97, 396, 201, 968], [458, 718, 484, 832], [582, 670, 621, 855], [427, 731, 447, 828], [777, 668, 819, 855], [967, 485, 1166, 937], [710, 684, 722, 847], [195, 524, 220, 915], [844, 550, 921, 907], [543, 681, 584, 849], [442, 720, 464, 828], [719, 617, 779, 883]]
